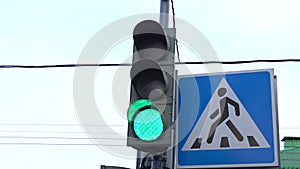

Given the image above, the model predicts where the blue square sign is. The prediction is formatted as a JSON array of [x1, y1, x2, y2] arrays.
[[177, 69, 279, 168]]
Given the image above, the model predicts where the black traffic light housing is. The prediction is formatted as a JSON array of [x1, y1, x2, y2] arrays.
[[127, 20, 175, 153]]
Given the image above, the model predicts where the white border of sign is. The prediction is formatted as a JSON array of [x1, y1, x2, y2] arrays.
[[176, 69, 280, 168]]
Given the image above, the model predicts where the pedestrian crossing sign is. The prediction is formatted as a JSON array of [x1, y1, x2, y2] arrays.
[[177, 69, 279, 168]]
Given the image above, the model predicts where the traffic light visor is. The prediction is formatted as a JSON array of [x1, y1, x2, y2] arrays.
[[133, 20, 169, 61]]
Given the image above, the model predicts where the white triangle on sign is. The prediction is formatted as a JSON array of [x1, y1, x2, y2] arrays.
[[182, 78, 270, 151]]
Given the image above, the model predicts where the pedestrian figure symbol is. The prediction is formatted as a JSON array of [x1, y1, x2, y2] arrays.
[[182, 78, 270, 151], [207, 87, 243, 146]]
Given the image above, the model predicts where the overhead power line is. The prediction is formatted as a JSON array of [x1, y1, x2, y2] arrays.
[[0, 63, 131, 68], [177, 59, 300, 65], [0, 136, 126, 140], [0, 130, 126, 134], [0, 59, 300, 69], [0, 123, 125, 127], [0, 142, 126, 146], [0, 123, 299, 129]]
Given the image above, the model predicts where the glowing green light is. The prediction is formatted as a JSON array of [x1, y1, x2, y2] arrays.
[[133, 109, 163, 141], [127, 99, 153, 123], [127, 99, 163, 141]]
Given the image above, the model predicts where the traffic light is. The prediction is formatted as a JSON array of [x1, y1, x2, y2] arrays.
[[127, 20, 175, 153]]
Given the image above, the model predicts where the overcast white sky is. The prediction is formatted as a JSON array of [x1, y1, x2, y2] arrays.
[[1, 0, 300, 169]]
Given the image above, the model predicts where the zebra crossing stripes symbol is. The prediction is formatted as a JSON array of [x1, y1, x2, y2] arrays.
[[182, 78, 270, 151]]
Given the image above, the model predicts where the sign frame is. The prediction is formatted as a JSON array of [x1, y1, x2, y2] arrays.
[[176, 69, 279, 168]]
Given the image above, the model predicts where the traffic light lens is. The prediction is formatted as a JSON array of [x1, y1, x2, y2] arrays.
[[128, 99, 153, 123], [133, 68, 166, 100], [133, 109, 163, 141]]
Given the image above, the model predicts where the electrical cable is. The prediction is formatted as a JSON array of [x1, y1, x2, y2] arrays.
[[141, 153, 151, 169], [1, 59, 300, 69], [0, 130, 126, 134], [0, 123, 125, 127], [170, 0, 181, 63], [176, 59, 300, 65], [0, 63, 132, 68], [170, 0, 176, 29], [0, 142, 126, 146], [0, 136, 126, 140]]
